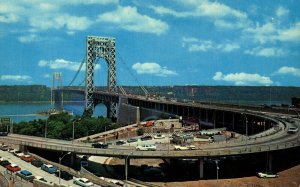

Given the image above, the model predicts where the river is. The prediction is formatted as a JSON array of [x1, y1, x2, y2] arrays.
[[0, 102, 106, 123]]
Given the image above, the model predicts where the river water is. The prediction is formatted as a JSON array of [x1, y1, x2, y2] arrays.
[[0, 102, 106, 123]]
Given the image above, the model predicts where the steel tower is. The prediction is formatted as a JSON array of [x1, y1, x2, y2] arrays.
[[85, 36, 117, 118]]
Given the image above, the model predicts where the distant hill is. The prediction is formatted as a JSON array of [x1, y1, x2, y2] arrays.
[[0, 85, 299, 106]]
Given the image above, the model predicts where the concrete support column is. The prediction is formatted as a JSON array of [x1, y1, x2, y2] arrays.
[[199, 158, 204, 179], [267, 152, 273, 171], [213, 110, 216, 129], [222, 111, 225, 127], [125, 157, 131, 178], [136, 107, 140, 125], [70, 153, 76, 166], [232, 113, 235, 130]]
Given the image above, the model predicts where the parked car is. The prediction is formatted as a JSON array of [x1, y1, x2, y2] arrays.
[[0, 145, 9, 151], [16, 170, 35, 182], [183, 134, 194, 139], [257, 171, 279, 178], [287, 127, 298, 133], [0, 160, 11, 167], [73, 177, 94, 187], [20, 154, 35, 162], [141, 136, 152, 141], [55, 170, 73, 180], [136, 144, 157, 151], [31, 160, 43, 167], [6, 164, 21, 172], [13, 150, 23, 156], [154, 134, 165, 139], [127, 138, 138, 143], [41, 164, 57, 174], [92, 142, 109, 149], [116, 140, 126, 145]]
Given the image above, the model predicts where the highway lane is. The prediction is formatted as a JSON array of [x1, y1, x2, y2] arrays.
[[0, 150, 102, 187]]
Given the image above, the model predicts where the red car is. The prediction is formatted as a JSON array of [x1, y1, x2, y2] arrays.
[[6, 164, 21, 172], [20, 155, 35, 162]]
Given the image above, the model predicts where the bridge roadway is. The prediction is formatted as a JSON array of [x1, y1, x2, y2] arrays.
[[0, 117, 299, 159]]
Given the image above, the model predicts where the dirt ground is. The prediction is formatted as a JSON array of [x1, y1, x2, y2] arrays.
[[109, 158, 300, 187]]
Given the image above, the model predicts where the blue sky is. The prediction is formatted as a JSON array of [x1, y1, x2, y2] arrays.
[[0, 0, 299, 87]]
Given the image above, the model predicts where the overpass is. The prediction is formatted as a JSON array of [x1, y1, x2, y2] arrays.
[[1, 112, 299, 159]]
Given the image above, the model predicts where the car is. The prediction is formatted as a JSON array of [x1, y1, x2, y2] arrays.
[[41, 164, 57, 174], [31, 160, 43, 167], [183, 134, 194, 139], [13, 150, 23, 156], [187, 145, 196, 150], [73, 177, 94, 187], [20, 154, 35, 162], [141, 136, 152, 141], [0, 145, 9, 151], [154, 134, 165, 139], [16, 170, 35, 182], [55, 170, 73, 181], [136, 144, 157, 151], [6, 163, 21, 172], [257, 171, 279, 178], [127, 138, 138, 143], [92, 142, 109, 149], [287, 127, 298, 133], [174, 145, 189, 151], [0, 160, 11, 167], [116, 140, 126, 145]]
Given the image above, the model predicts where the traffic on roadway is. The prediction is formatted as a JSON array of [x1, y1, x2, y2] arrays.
[[0, 148, 101, 187]]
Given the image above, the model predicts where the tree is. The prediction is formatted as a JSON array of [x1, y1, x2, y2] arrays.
[[137, 128, 144, 136]]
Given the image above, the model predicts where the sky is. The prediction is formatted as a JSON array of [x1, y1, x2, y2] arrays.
[[0, 0, 300, 87]]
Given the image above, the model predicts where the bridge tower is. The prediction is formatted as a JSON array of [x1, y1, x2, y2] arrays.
[[51, 72, 62, 106], [85, 36, 117, 118]]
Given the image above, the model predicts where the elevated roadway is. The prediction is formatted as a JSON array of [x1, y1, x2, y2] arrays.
[[0, 118, 299, 159]]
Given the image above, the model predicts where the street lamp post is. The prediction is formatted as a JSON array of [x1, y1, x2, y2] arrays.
[[125, 152, 133, 187], [59, 152, 71, 184], [72, 118, 81, 142], [215, 160, 219, 180], [44, 118, 48, 139]]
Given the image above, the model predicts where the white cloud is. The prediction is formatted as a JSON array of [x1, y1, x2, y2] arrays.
[[244, 47, 286, 57], [244, 20, 300, 44], [29, 14, 92, 31], [151, 1, 248, 30], [97, 6, 169, 35], [276, 6, 289, 17], [38, 59, 100, 71], [277, 22, 300, 43], [18, 34, 41, 43], [213, 72, 273, 86], [182, 37, 239, 53], [43, 74, 51, 78], [132, 62, 177, 77], [0, 75, 32, 81], [276, 66, 300, 77]]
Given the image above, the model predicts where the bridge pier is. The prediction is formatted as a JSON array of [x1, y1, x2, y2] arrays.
[[198, 158, 204, 179], [267, 152, 273, 171], [125, 157, 131, 179]]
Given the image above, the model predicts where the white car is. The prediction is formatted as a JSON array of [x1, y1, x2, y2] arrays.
[[174, 145, 189, 151], [257, 172, 279, 178], [154, 134, 165, 139], [136, 144, 157, 151], [74, 178, 94, 187], [287, 127, 298, 133]]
